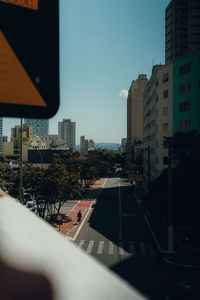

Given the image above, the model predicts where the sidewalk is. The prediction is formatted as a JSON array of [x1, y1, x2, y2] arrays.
[[135, 190, 200, 268], [55, 178, 107, 239]]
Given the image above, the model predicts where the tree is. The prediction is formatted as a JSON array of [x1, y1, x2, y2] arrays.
[[0, 155, 11, 191]]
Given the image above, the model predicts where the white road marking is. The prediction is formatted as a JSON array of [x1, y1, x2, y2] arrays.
[[97, 241, 104, 254], [78, 240, 85, 248], [108, 242, 114, 255], [86, 241, 94, 254]]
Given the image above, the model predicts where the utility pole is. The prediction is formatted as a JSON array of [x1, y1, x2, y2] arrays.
[[164, 136, 174, 252], [147, 145, 150, 192], [167, 137, 173, 252], [19, 118, 23, 204]]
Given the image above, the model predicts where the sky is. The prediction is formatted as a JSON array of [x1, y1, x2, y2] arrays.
[[3, 0, 170, 144]]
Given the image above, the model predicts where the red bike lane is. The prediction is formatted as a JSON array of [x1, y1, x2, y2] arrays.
[[57, 178, 107, 237]]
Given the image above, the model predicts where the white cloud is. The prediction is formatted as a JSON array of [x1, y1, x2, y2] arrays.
[[119, 89, 128, 98]]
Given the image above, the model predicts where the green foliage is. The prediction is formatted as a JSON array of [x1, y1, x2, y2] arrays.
[[0, 154, 11, 191]]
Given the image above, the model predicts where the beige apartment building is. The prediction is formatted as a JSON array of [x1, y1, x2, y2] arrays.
[[143, 64, 173, 189], [127, 74, 148, 161], [3, 124, 46, 162]]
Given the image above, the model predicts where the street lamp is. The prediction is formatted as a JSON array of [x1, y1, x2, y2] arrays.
[[164, 136, 174, 252], [19, 118, 23, 204]]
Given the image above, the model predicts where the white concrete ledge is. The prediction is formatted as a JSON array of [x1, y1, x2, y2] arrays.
[[0, 192, 146, 300]]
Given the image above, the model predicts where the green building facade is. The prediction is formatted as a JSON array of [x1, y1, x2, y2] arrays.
[[173, 48, 200, 135]]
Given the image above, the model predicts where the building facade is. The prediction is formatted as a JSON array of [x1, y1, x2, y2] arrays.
[[58, 119, 76, 152], [120, 138, 127, 154], [5, 124, 44, 162], [126, 74, 148, 161], [24, 119, 49, 141], [80, 136, 88, 156], [0, 118, 3, 153], [88, 139, 95, 149], [11, 125, 20, 138], [143, 64, 173, 189], [173, 48, 200, 134], [166, 0, 200, 63]]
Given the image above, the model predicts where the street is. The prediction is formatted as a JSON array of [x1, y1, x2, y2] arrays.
[[72, 174, 173, 300]]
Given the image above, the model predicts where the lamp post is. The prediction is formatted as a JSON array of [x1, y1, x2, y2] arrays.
[[164, 136, 174, 252], [19, 118, 23, 204]]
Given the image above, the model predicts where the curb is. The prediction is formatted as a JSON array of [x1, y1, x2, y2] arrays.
[[135, 192, 200, 269]]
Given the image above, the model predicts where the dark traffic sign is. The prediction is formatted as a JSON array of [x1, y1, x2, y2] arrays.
[[0, 0, 59, 118]]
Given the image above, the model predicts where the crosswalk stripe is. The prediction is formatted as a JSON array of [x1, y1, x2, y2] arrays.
[[76, 240, 157, 256], [78, 240, 85, 248], [97, 241, 104, 254], [108, 242, 114, 255], [86, 241, 94, 254], [139, 241, 146, 255], [130, 244, 134, 254]]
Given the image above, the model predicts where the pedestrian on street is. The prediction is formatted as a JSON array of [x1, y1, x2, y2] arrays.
[[77, 210, 82, 224]]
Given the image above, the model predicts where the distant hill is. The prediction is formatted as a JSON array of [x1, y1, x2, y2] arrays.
[[95, 143, 120, 150], [76, 143, 120, 151]]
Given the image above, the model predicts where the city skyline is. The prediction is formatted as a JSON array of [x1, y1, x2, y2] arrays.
[[3, 0, 169, 144]]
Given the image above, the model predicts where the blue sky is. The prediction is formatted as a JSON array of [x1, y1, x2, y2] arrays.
[[4, 0, 170, 144]]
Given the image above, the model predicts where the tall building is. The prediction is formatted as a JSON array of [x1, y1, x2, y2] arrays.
[[0, 118, 3, 153], [58, 119, 76, 152], [120, 138, 127, 154], [11, 125, 21, 138], [126, 74, 148, 161], [143, 64, 173, 189], [165, 0, 200, 63], [80, 136, 88, 156], [24, 119, 49, 141], [7, 124, 44, 162], [88, 139, 95, 149], [172, 48, 200, 134]]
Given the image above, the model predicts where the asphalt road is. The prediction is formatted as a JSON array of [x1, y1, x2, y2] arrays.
[[73, 174, 175, 300]]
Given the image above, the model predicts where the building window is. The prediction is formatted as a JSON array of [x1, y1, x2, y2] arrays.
[[163, 106, 168, 115], [163, 90, 169, 98], [179, 101, 191, 112], [163, 156, 168, 165], [187, 81, 191, 91], [179, 63, 191, 75], [162, 73, 169, 82], [163, 123, 168, 132], [179, 81, 191, 94], [179, 84, 185, 94], [180, 120, 191, 130], [156, 156, 158, 164]]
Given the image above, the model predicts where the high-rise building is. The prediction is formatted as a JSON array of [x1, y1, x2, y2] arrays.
[[24, 119, 49, 141], [58, 119, 76, 152], [165, 0, 200, 63], [172, 48, 200, 134], [88, 139, 95, 149], [0, 118, 3, 153], [143, 64, 173, 189], [126, 74, 148, 161], [80, 136, 88, 156], [11, 125, 21, 138], [120, 138, 127, 154]]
